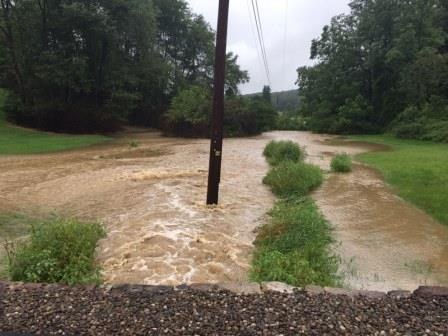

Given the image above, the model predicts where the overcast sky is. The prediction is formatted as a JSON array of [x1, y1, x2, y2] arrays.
[[186, 0, 351, 94]]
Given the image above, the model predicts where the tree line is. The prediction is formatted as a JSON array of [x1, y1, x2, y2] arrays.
[[297, 0, 448, 142], [0, 0, 251, 133]]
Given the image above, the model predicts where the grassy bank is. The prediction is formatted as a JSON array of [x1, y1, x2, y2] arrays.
[[352, 135, 448, 225], [2, 215, 105, 285], [0, 90, 110, 155], [251, 141, 339, 287]]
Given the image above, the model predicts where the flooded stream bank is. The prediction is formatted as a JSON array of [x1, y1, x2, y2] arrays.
[[0, 131, 447, 290]]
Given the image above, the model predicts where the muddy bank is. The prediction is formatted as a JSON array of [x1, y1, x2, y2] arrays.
[[1, 130, 447, 290]]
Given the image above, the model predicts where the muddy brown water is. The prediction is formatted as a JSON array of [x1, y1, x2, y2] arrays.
[[0, 130, 447, 290]]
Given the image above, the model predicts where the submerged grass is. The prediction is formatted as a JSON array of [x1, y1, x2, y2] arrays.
[[5, 217, 105, 285], [251, 141, 339, 287], [351, 135, 448, 225]]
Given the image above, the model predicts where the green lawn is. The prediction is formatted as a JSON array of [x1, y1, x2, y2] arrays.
[[351, 135, 448, 226], [0, 90, 110, 155]]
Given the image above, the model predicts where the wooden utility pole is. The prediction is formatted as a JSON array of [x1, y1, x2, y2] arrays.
[[207, 0, 230, 205]]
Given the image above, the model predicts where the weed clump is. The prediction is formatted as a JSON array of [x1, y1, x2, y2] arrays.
[[331, 153, 352, 173], [263, 161, 323, 198], [7, 218, 105, 285], [263, 140, 304, 166]]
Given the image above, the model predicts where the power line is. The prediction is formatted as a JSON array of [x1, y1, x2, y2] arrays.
[[246, 0, 264, 78], [253, 0, 271, 85], [250, 0, 271, 86]]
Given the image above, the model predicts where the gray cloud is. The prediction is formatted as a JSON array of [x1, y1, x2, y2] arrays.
[[186, 0, 350, 94]]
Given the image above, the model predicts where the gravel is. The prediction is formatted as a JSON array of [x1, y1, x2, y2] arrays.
[[0, 283, 447, 335]]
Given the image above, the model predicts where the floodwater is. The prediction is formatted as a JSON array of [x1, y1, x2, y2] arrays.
[[0, 130, 447, 290]]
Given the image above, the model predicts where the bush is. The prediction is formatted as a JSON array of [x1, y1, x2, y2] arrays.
[[263, 161, 323, 198], [276, 113, 308, 131], [7, 218, 105, 285], [331, 153, 352, 173], [163, 87, 275, 138], [251, 198, 339, 287], [263, 140, 304, 166], [390, 102, 448, 143]]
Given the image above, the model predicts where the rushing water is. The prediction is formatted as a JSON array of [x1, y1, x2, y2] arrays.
[[0, 130, 447, 290]]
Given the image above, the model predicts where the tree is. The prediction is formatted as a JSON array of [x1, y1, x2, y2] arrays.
[[262, 85, 271, 103], [297, 0, 448, 140], [0, 0, 249, 133]]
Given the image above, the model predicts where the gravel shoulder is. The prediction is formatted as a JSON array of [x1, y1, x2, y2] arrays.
[[1, 282, 447, 335]]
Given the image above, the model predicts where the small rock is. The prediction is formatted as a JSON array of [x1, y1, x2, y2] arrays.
[[261, 282, 297, 294], [388, 290, 412, 299], [217, 282, 262, 294]]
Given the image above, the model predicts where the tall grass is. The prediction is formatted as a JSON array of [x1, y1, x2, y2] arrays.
[[263, 140, 304, 166], [6, 218, 105, 285], [263, 161, 323, 198], [252, 198, 339, 286], [251, 140, 339, 287], [331, 153, 352, 173]]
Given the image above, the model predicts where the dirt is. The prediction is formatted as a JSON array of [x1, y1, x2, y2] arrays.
[[1, 130, 447, 290]]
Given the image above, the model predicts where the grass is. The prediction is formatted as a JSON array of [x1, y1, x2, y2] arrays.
[[351, 135, 448, 225], [0, 89, 110, 155], [331, 153, 352, 173], [251, 198, 339, 287], [263, 161, 323, 198], [251, 141, 340, 287], [263, 140, 304, 166], [0, 213, 37, 278], [5, 217, 105, 285]]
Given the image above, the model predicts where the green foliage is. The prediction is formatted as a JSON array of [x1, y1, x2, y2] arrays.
[[331, 153, 352, 173], [391, 100, 448, 142], [248, 96, 277, 132], [298, 0, 448, 139], [246, 89, 301, 112], [263, 161, 323, 198], [353, 135, 448, 226], [276, 113, 308, 131], [165, 86, 211, 131], [0, 89, 6, 123], [263, 140, 304, 166], [7, 218, 105, 285], [164, 86, 277, 137], [0, 89, 109, 155], [252, 140, 339, 287], [251, 198, 339, 287], [0, 0, 248, 133], [262, 86, 272, 103]]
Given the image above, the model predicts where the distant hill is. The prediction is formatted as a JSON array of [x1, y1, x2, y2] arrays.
[[245, 89, 300, 112]]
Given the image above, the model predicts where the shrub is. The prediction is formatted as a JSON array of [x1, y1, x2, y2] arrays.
[[163, 87, 275, 138], [263, 140, 304, 166], [331, 153, 352, 173], [263, 161, 323, 198], [276, 113, 308, 131], [7, 218, 105, 285]]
